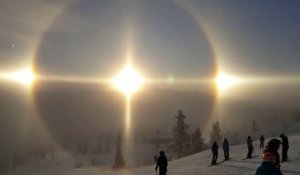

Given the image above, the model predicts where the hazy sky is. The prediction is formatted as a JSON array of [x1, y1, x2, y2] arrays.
[[0, 0, 300, 154], [189, 0, 300, 76], [1, 0, 299, 78], [34, 0, 215, 80]]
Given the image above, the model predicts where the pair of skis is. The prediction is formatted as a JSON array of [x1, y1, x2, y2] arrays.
[[210, 158, 232, 166], [241, 155, 259, 160]]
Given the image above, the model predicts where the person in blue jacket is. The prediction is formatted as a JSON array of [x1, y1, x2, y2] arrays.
[[211, 141, 219, 165], [223, 138, 230, 160]]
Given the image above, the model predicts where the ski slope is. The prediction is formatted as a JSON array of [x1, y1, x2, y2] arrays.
[[7, 135, 300, 175]]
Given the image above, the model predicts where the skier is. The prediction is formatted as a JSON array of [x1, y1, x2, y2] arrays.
[[223, 138, 230, 160], [280, 134, 289, 162], [255, 138, 282, 175], [260, 135, 265, 149], [247, 136, 254, 158], [155, 151, 168, 175], [211, 141, 219, 165]]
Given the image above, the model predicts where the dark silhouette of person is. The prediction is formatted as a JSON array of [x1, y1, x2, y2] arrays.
[[223, 138, 230, 160], [155, 151, 168, 175], [280, 134, 289, 162], [255, 138, 282, 175], [247, 136, 254, 158], [211, 141, 219, 165], [259, 135, 265, 149]]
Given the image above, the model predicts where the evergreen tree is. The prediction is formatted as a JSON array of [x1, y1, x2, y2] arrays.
[[96, 140, 103, 154], [252, 120, 260, 139], [210, 122, 222, 145], [96, 134, 103, 154], [227, 130, 242, 145], [173, 110, 190, 157], [191, 128, 206, 153], [113, 132, 125, 169], [156, 129, 160, 149], [82, 143, 88, 154], [104, 133, 112, 153]]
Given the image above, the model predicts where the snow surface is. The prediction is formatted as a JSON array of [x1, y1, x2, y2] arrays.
[[6, 135, 300, 175]]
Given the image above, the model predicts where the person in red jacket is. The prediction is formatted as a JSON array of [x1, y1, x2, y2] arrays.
[[255, 138, 282, 175]]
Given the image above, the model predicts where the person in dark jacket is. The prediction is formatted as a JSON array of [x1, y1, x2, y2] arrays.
[[155, 151, 168, 175], [247, 136, 254, 158], [259, 135, 265, 149], [223, 138, 230, 160], [211, 141, 219, 165], [255, 138, 282, 175], [280, 134, 289, 162]]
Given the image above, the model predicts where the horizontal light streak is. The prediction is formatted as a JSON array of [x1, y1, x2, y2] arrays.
[[0, 67, 35, 87], [38, 75, 111, 84], [144, 78, 212, 84], [1, 69, 300, 89]]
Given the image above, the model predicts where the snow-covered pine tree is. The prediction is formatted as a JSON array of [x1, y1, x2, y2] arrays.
[[95, 134, 103, 154], [113, 132, 125, 169], [210, 121, 222, 145], [173, 110, 190, 158], [191, 128, 206, 153], [252, 120, 260, 139]]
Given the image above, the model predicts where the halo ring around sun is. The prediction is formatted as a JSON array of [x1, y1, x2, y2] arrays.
[[31, 0, 219, 148]]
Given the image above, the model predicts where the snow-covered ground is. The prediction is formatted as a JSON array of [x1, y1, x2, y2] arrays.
[[6, 135, 300, 175]]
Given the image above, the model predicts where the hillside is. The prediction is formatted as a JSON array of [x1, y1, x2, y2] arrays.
[[6, 135, 300, 175]]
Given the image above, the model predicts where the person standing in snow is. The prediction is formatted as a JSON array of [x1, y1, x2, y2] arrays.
[[255, 139, 282, 175], [260, 135, 265, 149], [280, 134, 289, 162], [211, 141, 219, 165], [155, 151, 168, 175], [247, 136, 254, 158], [223, 138, 230, 160]]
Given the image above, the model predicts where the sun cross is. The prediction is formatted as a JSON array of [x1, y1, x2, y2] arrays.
[[0, 62, 244, 144], [112, 63, 144, 97], [112, 63, 144, 141], [0, 67, 36, 87], [215, 71, 240, 94]]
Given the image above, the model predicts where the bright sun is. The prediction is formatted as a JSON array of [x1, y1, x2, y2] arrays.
[[215, 71, 240, 94], [113, 64, 144, 96], [1, 67, 36, 87]]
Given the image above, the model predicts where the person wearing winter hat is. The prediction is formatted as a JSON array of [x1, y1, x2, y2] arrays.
[[255, 139, 282, 175], [280, 134, 289, 162], [155, 151, 168, 175]]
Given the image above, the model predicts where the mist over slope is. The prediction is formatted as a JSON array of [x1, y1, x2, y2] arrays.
[[1, 81, 299, 171], [33, 82, 215, 147], [6, 135, 300, 175]]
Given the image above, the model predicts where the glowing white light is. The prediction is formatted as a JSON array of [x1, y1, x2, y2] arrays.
[[113, 64, 144, 96], [167, 75, 174, 84], [216, 71, 240, 93], [1, 67, 35, 87]]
